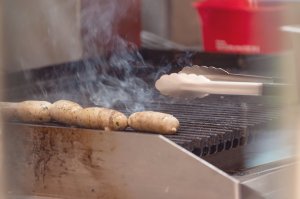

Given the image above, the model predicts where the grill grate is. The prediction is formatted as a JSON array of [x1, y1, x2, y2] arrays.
[[8, 89, 282, 158], [116, 95, 282, 157]]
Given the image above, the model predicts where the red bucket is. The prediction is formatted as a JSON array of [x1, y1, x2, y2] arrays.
[[194, 0, 286, 54]]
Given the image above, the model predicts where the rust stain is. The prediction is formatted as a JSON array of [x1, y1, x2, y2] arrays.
[[80, 148, 102, 169], [6, 124, 129, 199], [32, 128, 57, 183]]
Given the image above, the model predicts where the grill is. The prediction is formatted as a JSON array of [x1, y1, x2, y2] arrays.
[[7, 94, 281, 158], [114, 95, 281, 157], [2, 53, 294, 199]]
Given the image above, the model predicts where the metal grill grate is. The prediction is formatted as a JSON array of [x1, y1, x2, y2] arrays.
[[116, 95, 282, 157]]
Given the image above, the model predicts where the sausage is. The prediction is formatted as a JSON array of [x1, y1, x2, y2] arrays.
[[0, 101, 52, 122], [49, 100, 82, 125], [0, 102, 19, 120], [76, 107, 128, 131], [17, 101, 52, 122], [128, 111, 179, 134]]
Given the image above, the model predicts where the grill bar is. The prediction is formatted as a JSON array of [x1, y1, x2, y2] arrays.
[[117, 95, 281, 157]]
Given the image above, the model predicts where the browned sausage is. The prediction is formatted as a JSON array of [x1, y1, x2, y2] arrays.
[[128, 111, 179, 134], [0, 101, 52, 122], [17, 100, 52, 122], [76, 107, 128, 131], [49, 100, 82, 125], [0, 102, 19, 120]]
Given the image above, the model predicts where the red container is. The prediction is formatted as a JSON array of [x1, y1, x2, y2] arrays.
[[194, 0, 286, 54]]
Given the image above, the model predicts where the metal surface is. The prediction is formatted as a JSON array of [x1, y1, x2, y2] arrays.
[[240, 162, 296, 199], [179, 65, 276, 83], [155, 73, 262, 97], [115, 95, 282, 158], [3, 124, 240, 199], [3, 122, 294, 199]]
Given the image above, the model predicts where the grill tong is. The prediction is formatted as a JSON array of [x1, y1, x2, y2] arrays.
[[155, 66, 287, 98]]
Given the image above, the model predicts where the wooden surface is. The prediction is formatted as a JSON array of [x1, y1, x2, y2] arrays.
[[3, 124, 238, 199]]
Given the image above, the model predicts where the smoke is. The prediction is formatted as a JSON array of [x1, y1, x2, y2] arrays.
[[77, 0, 159, 112], [78, 46, 156, 112], [81, 0, 137, 57], [10, 0, 190, 112]]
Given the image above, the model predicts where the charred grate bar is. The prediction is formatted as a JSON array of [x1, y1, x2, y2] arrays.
[[117, 95, 282, 157]]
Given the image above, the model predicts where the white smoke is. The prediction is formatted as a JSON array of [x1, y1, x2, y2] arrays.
[[8, 0, 182, 112], [79, 0, 158, 112]]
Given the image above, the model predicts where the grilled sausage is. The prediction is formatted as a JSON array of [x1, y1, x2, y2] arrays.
[[128, 111, 179, 134], [49, 100, 82, 125], [0, 101, 52, 122], [0, 102, 19, 120], [17, 101, 52, 122], [76, 107, 128, 131]]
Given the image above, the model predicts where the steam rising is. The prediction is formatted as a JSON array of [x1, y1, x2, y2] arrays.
[[17, 0, 192, 112], [81, 0, 131, 57], [78, 0, 161, 112], [79, 46, 156, 112]]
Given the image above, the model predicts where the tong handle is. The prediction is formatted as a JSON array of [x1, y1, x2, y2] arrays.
[[228, 74, 283, 83], [262, 84, 288, 96], [205, 82, 288, 96]]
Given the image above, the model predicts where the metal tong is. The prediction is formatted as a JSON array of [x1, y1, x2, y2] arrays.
[[155, 66, 287, 98], [179, 65, 282, 83]]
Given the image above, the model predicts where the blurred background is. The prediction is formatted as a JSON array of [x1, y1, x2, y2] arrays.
[[1, 0, 300, 198], [2, 0, 300, 70]]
